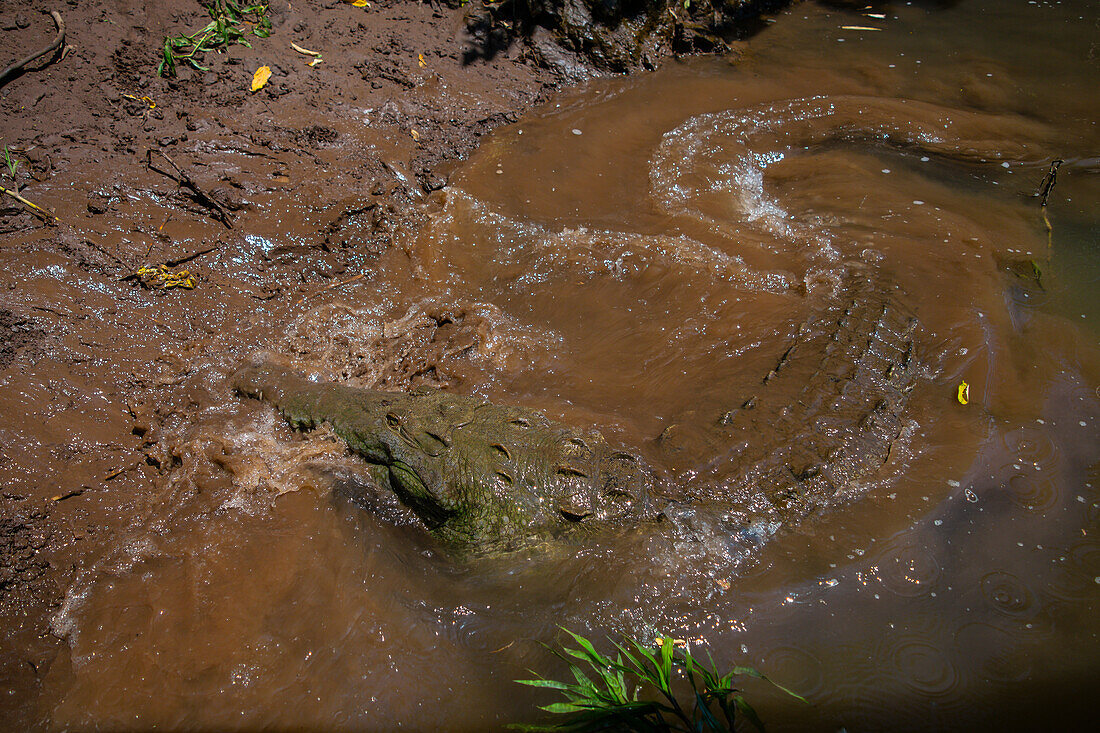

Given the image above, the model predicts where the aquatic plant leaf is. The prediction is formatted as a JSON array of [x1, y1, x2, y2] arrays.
[[733, 695, 765, 732], [515, 629, 804, 731], [251, 65, 271, 92], [957, 381, 970, 405]]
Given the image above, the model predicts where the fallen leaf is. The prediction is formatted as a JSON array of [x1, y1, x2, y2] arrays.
[[308, 58, 323, 67], [841, 25, 882, 31], [410, 129, 420, 141], [418, 53, 426, 68], [121, 93, 156, 109], [351, 0, 370, 6], [291, 42, 323, 57], [136, 264, 196, 290], [957, 381, 970, 405], [251, 65, 272, 92]]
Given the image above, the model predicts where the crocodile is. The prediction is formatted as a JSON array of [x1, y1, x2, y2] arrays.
[[232, 265, 918, 554], [231, 360, 657, 553], [681, 273, 917, 523], [232, 95, 1048, 554]]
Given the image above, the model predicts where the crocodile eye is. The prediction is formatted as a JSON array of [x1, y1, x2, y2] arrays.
[[386, 413, 401, 429], [602, 488, 636, 516]]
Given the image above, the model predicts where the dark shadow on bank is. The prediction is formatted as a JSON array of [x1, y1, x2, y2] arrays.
[[455, 0, 963, 73]]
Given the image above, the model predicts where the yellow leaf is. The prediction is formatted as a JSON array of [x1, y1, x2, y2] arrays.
[[841, 25, 882, 31], [308, 58, 323, 67], [410, 129, 420, 142], [957, 381, 970, 405], [251, 65, 271, 92], [291, 42, 323, 57], [351, 0, 369, 6], [418, 53, 426, 68]]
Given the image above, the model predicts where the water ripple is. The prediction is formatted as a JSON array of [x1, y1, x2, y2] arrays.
[[979, 571, 1039, 620], [884, 636, 960, 697], [873, 535, 942, 598], [759, 645, 826, 701], [952, 622, 1032, 683], [1000, 427, 1062, 512]]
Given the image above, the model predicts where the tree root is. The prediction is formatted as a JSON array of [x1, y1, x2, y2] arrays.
[[0, 10, 65, 88]]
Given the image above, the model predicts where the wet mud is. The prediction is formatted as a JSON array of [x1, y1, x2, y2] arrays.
[[2, 0, 1099, 730]]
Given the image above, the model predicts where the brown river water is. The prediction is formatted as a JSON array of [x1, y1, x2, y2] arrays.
[[35, 1, 1100, 729]]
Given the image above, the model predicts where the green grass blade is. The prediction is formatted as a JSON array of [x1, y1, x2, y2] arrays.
[[733, 695, 766, 733]]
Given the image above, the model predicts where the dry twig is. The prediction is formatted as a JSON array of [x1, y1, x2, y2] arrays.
[[294, 272, 366, 306], [146, 150, 234, 229], [0, 183, 57, 222]]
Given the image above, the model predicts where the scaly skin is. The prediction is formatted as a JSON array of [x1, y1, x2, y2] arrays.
[[231, 361, 655, 552], [232, 271, 918, 553]]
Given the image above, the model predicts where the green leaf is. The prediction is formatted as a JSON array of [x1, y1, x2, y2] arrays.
[[693, 689, 723, 732], [733, 695, 766, 733], [563, 629, 607, 664], [658, 636, 674, 692], [729, 667, 807, 703], [540, 701, 589, 715], [517, 678, 577, 692]]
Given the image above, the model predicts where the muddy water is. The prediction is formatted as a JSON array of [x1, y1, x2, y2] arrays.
[[41, 2, 1099, 730]]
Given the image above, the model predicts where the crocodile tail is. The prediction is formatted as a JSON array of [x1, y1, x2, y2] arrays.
[[687, 271, 918, 520]]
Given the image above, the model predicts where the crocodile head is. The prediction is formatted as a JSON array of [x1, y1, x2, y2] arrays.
[[231, 361, 656, 552]]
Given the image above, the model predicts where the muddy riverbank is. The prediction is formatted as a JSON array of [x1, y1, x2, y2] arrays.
[[0, 0, 615, 725]]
